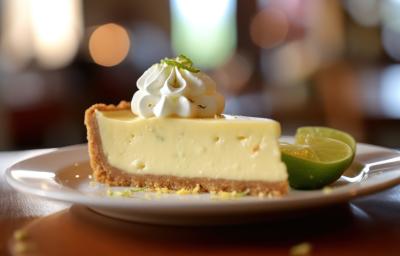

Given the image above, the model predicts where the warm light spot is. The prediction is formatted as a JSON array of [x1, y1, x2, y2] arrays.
[[89, 23, 130, 67], [263, 41, 319, 84], [31, 0, 83, 69], [250, 8, 289, 49], [1, 0, 83, 69], [213, 53, 253, 94], [1, 0, 33, 69]]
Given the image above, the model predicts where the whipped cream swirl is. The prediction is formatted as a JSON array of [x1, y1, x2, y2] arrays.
[[131, 62, 225, 118]]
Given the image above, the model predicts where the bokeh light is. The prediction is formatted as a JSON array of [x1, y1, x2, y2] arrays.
[[31, 0, 83, 69], [344, 0, 380, 27], [250, 8, 289, 49], [381, 65, 400, 118], [382, 25, 400, 61], [213, 53, 253, 94], [381, 0, 400, 31], [381, 0, 400, 60], [1, 0, 83, 69], [262, 41, 319, 85], [89, 23, 131, 67], [171, 0, 236, 68], [0, 0, 33, 69]]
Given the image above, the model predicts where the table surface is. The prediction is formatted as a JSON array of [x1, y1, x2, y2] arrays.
[[1, 149, 400, 256]]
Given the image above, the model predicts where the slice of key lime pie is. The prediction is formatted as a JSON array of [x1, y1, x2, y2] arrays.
[[85, 55, 288, 196]]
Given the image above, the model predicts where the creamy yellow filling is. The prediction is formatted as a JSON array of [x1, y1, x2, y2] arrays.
[[95, 110, 287, 182]]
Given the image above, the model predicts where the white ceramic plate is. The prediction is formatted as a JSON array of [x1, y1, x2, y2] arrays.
[[5, 139, 400, 225]]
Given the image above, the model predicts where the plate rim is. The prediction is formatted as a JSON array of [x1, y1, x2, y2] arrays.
[[5, 141, 400, 212]]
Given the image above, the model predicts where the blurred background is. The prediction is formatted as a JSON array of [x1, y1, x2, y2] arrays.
[[0, 0, 400, 150]]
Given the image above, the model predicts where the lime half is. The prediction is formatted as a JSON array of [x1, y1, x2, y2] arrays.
[[281, 131, 354, 190]]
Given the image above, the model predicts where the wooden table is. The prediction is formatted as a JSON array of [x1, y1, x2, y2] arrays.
[[1, 150, 400, 256]]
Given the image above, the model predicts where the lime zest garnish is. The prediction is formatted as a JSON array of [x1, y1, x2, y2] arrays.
[[210, 189, 250, 200], [155, 187, 170, 194], [106, 187, 146, 197], [161, 54, 200, 73], [176, 184, 201, 195]]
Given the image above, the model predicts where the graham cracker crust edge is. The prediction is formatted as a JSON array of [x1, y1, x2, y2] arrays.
[[84, 102, 288, 196]]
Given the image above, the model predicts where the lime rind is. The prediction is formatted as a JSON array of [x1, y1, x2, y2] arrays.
[[281, 127, 356, 190], [282, 152, 352, 189]]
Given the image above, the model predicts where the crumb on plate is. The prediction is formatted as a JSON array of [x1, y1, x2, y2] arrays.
[[13, 229, 28, 241], [290, 242, 312, 256]]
